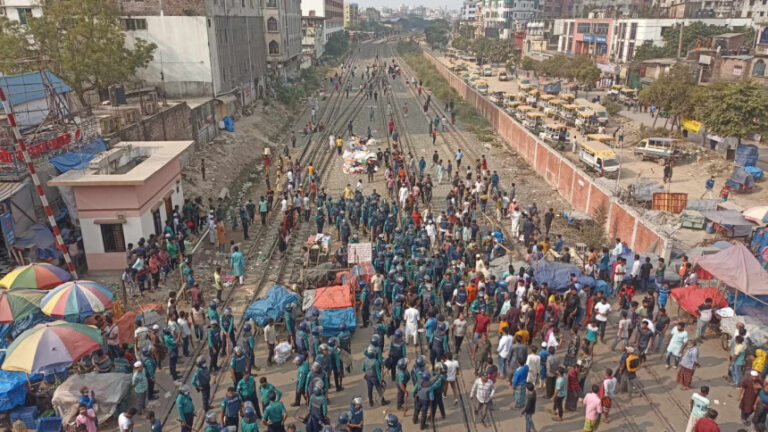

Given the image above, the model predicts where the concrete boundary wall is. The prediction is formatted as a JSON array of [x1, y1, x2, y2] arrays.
[[423, 51, 671, 259]]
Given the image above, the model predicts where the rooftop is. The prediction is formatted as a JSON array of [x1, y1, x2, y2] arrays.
[[48, 141, 193, 187]]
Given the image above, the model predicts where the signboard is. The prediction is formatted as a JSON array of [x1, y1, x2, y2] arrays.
[[0, 205, 15, 246], [347, 243, 372, 264], [682, 118, 702, 134]]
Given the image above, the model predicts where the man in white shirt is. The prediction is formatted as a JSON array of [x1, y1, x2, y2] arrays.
[[593, 296, 612, 343], [612, 238, 624, 256], [497, 327, 513, 377], [403, 305, 421, 346], [118, 408, 136, 432], [515, 281, 526, 308], [371, 271, 384, 297], [630, 254, 641, 290], [469, 374, 495, 426], [613, 258, 626, 297]]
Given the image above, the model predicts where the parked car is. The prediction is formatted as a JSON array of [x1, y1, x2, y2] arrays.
[[634, 137, 680, 162], [498, 71, 509, 81]]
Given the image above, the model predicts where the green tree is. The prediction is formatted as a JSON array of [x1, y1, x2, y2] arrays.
[[425, 19, 450, 49], [326, 31, 350, 57], [0, 0, 156, 110], [694, 80, 768, 145], [0, 18, 31, 74], [639, 63, 697, 128], [520, 56, 539, 73]]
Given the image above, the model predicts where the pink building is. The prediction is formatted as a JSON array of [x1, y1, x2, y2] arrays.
[[559, 19, 614, 64], [48, 141, 193, 271]]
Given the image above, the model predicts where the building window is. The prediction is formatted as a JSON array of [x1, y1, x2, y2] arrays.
[[594, 23, 609, 35], [269, 40, 279, 54], [761, 27, 768, 45], [100, 223, 126, 253], [267, 0, 277, 6], [753, 60, 765, 76], [123, 18, 147, 31], [267, 17, 278, 31], [577, 23, 590, 34], [629, 22, 637, 39], [17, 8, 32, 24]]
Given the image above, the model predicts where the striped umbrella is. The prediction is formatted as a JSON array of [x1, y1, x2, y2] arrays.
[[0, 289, 46, 323], [2, 321, 102, 373], [40, 281, 114, 320], [0, 263, 71, 290]]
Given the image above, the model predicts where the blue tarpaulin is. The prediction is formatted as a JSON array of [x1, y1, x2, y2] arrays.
[[736, 144, 759, 167], [13, 223, 62, 261], [319, 307, 357, 337], [244, 285, 300, 327], [49, 138, 107, 173], [533, 260, 596, 293], [0, 370, 33, 411]]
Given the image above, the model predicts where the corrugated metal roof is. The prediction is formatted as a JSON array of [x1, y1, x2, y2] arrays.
[[0, 70, 71, 107], [0, 181, 26, 202]]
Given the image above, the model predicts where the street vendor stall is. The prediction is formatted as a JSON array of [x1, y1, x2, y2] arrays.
[[700, 209, 755, 237], [307, 234, 332, 264], [52, 372, 131, 425], [341, 137, 378, 174]]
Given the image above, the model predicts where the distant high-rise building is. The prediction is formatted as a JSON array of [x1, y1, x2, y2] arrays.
[[264, 0, 303, 77], [302, 0, 344, 56], [481, 0, 540, 39], [462, 0, 478, 21], [344, 2, 359, 28]]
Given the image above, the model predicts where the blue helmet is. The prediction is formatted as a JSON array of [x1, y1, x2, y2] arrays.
[[224, 307, 232, 315], [386, 413, 399, 426], [328, 338, 337, 347], [373, 310, 384, 322], [135, 316, 143, 325], [421, 372, 431, 382], [370, 334, 381, 345], [338, 412, 349, 424], [438, 322, 447, 332], [395, 294, 404, 302], [322, 426, 333, 432], [285, 303, 295, 312], [299, 321, 308, 332], [311, 326, 319, 335], [209, 300, 218, 308], [373, 298, 383, 308], [415, 355, 425, 368], [243, 323, 252, 332], [394, 329, 403, 339], [359, 281, 367, 288], [339, 323, 347, 331], [244, 405, 256, 419], [312, 309, 321, 318], [141, 346, 151, 356], [397, 358, 408, 369], [294, 355, 305, 365]]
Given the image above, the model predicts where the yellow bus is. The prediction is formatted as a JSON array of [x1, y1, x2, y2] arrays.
[[579, 141, 620, 177]]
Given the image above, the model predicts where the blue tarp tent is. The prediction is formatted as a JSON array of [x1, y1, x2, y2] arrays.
[[319, 307, 356, 337], [13, 224, 63, 261], [751, 227, 768, 263], [0, 370, 34, 411], [533, 260, 596, 293], [244, 285, 299, 327], [49, 138, 107, 173]]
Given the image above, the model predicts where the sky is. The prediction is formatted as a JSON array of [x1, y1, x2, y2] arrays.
[[356, 0, 462, 11]]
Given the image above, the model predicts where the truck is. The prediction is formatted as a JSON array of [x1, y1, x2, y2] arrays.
[[634, 137, 679, 162]]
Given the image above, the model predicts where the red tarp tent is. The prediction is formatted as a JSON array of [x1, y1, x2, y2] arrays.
[[695, 243, 768, 296], [312, 285, 354, 310], [671, 284, 728, 317]]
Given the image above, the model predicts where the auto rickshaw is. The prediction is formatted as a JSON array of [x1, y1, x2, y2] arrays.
[[544, 99, 563, 117], [560, 92, 576, 103], [539, 122, 571, 150], [523, 112, 546, 133], [575, 110, 598, 134], [519, 83, 535, 92], [515, 105, 536, 122], [505, 100, 524, 115], [585, 133, 617, 147], [559, 104, 579, 126], [526, 89, 540, 107]]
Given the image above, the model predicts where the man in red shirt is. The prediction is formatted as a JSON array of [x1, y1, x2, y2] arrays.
[[694, 408, 720, 432], [473, 309, 490, 343]]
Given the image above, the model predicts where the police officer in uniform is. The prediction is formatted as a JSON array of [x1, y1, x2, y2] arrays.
[[327, 339, 344, 391], [237, 369, 261, 419], [207, 320, 221, 371], [306, 361, 328, 397], [221, 307, 236, 354], [410, 356, 426, 413], [176, 385, 195, 432], [292, 355, 309, 407], [386, 413, 403, 432], [163, 326, 181, 380], [230, 346, 248, 386], [360, 281, 371, 327], [284, 303, 297, 346], [242, 324, 256, 372], [387, 329, 407, 381], [337, 323, 352, 373], [220, 386, 244, 430], [204, 410, 221, 432], [361, 347, 389, 407], [296, 321, 310, 358], [347, 396, 364, 432], [240, 404, 259, 432], [141, 346, 158, 400], [192, 356, 211, 411], [412, 372, 433, 430], [429, 323, 448, 366], [395, 358, 410, 412], [307, 386, 330, 432], [430, 362, 447, 421], [452, 281, 468, 316]]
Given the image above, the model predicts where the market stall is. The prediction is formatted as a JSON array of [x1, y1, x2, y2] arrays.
[[341, 137, 378, 174]]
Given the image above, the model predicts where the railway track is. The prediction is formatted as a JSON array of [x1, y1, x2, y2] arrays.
[[379, 58, 480, 432], [157, 47, 373, 429]]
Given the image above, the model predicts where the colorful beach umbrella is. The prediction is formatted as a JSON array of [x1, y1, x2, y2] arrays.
[[0, 289, 46, 323], [0, 263, 71, 290], [40, 281, 114, 320], [2, 321, 102, 373]]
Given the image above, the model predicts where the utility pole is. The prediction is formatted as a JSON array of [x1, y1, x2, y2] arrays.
[[676, 20, 685, 59]]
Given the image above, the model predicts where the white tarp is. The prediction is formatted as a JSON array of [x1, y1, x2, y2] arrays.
[[52, 372, 131, 423]]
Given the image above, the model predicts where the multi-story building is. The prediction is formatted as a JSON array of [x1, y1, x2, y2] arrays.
[[541, 0, 573, 18], [302, 0, 344, 56], [264, 0, 303, 77], [481, 0, 540, 39], [343, 2, 359, 28], [742, 0, 768, 19], [0, 0, 42, 24], [475, 1, 485, 37], [462, 0, 478, 20], [555, 17, 753, 64], [663, 0, 742, 17], [302, 14, 325, 67], [572, 0, 652, 17], [119, 0, 267, 103], [522, 20, 555, 56]]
